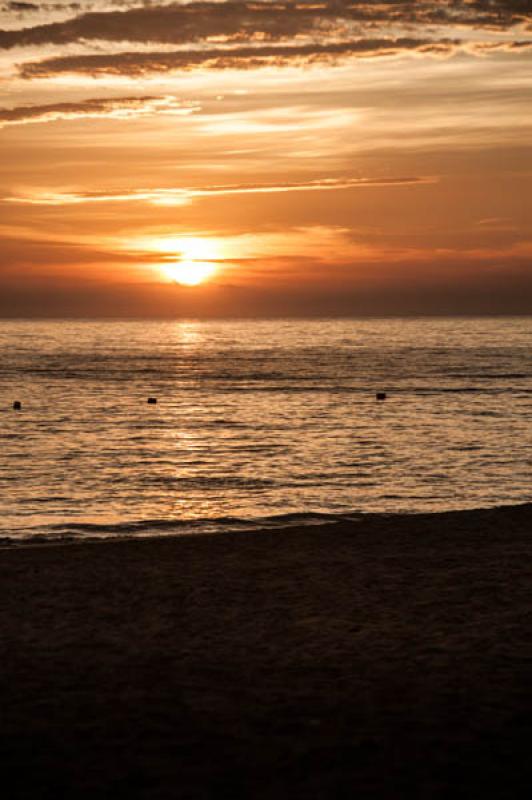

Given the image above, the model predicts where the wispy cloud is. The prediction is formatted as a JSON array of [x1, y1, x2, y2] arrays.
[[0, 94, 199, 126], [19, 37, 464, 78], [468, 39, 532, 55], [3, 175, 437, 206]]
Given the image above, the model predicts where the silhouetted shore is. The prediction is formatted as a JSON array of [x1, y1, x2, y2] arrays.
[[1, 504, 531, 799]]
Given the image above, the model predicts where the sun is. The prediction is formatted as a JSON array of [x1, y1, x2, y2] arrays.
[[165, 260, 216, 286], [159, 237, 219, 286]]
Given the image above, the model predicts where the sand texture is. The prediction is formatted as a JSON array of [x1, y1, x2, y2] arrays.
[[1, 504, 531, 799]]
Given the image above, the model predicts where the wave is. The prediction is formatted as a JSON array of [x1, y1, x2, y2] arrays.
[[143, 476, 276, 489], [3, 510, 364, 545], [4, 503, 532, 547], [444, 373, 528, 379]]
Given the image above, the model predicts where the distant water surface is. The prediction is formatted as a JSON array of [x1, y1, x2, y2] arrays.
[[0, 318, 530, 542]]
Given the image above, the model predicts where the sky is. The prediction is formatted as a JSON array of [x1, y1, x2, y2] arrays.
[[0, 0, 531, 318]]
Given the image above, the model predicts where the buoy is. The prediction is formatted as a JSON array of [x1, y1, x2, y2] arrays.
[[376, 392, 386, 401], [13, 401, 22, 410], [147, 397, 157, 405]]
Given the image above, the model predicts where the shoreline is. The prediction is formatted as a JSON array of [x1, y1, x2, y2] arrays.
[[2, 499, 532, 549], [2, 502, 531, 798]]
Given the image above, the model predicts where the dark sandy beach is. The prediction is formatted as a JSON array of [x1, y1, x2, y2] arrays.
[[1, 504, 531, 799]]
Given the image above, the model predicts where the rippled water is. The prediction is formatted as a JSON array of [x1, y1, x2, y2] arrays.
[[0, 318, 530, 541]]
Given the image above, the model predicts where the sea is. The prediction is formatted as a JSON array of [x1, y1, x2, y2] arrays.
[[0, 318, 530, 543]]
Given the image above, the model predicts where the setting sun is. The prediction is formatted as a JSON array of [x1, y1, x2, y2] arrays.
[[164, 260, 217, 286], [158, 237, 219, 286]]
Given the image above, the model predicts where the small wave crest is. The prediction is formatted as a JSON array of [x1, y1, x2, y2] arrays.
[[3, 511, 362, 545]]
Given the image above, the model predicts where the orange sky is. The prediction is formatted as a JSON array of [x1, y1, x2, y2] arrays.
[[1, 1, 531, 316]]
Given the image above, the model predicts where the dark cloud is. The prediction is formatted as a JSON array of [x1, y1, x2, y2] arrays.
[[470, 38, 532, 53], [3, 2, 530, 80], [0, 94, 196, 125], [1, 2, 331, 49], [6, 2, 40, 11], [0, 1, 529, 51], [2, 1, 81, 11], [19, 36, 462, 77]]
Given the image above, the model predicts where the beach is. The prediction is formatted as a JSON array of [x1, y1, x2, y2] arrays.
[[1, 503, 531, 799]]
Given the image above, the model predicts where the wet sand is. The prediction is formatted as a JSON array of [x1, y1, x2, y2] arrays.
[[1, 504, 531, 799]]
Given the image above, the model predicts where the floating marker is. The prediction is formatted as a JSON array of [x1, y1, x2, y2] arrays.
[[376, 392, 387, 401], [147, 397, 158, 405], [13, 401, 22, 410]]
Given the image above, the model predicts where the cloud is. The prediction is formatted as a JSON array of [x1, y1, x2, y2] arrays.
[[0, 94, 199, 126], [2, 1, 530, 53], [468, 39, 532, 54], [1, 1, 529, 52], [2, 2, 529, 79], [3, 175, 437, 206], [5, 2, 40, 10], [1, 2, 337, 50], [2, 1, 87, 12], [19, 36, 463, 78]]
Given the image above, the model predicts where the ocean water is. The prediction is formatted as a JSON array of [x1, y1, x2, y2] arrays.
[[0, 318, 530, 542]]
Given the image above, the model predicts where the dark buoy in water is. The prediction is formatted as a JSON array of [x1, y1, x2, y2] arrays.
[[376, 392, 387, 401], [13, 401, 22, 410], [147, 397, 157, 405]]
